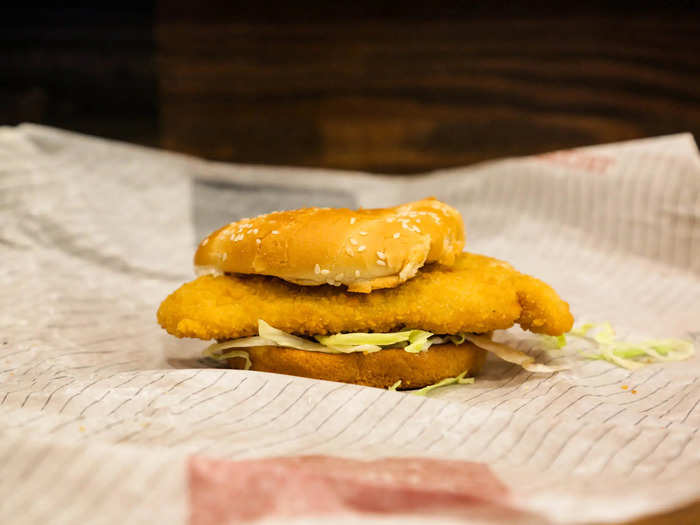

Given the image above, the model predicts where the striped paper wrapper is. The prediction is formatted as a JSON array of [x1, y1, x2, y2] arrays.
[[1, 124, 699, 524]]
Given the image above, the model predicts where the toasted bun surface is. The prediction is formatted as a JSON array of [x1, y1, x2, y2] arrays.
[[194, 198, 464, 293], [227, 343, 486, 389]]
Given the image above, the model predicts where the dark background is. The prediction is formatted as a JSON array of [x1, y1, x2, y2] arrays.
[[3, 4, 700, 173]]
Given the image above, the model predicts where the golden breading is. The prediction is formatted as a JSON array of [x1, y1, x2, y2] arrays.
[[232, 343, 487, 389], [157, 252, 573, 339]]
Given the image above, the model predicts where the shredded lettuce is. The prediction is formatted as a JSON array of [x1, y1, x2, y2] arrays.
[[258, 319, 344, 352], [261, 320, 435, 354], [203, 336, 275, 354], [205, 321, 568, 374], [411, 370, 475, 396], [315, 329, 436, 354], [464, 334, 569, 373], [568, 322, 694, 370], [203, 320, 693, 380], [329, 344, 384, 353], [540, 334, 567, 349], [570, 323, 596, 337], [405, 330, 434, 353], [448, 334, 467, 345], [388, 380, 402, 391], [202, 343, 252, 370], [316, 331, 415, 347]]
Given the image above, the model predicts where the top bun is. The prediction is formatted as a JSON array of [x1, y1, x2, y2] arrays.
[[194, 198, 465, 293]]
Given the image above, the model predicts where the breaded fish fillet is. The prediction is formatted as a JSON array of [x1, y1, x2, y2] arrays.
[[158, 253, 573, 340]]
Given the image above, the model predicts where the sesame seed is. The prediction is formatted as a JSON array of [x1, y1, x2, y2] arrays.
[[221, 253, 228, 260], [350, 217, 356, 224], [357, 245, 366, 252], [345, 246, 354, 256], [349, 238, 358, 246], [320, 268, 330, 275], [376, 259, 386, 266], [201, 238, 209, 246], [414, 226, 421, 233], [314, 264, 321, 274], [415, 219, 421, 223], [386, 217, 395, 223], [271, 230, 279, 235], [393, 232, 400, 239], [256, 238, 261, 245], [253, 229, 258, 234], [359, 231, 368, 236], [355, 270, 361, 277], [376, 250, 386, 260]]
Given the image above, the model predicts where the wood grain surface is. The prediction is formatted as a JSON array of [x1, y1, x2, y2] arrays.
[[157, 7, 700, 173], [1, 8, 158, 147], [4, 7, 699, 174]]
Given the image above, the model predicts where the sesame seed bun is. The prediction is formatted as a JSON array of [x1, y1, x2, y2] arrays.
[[227, 342, 486, 389], [194, 198, 465, 293]]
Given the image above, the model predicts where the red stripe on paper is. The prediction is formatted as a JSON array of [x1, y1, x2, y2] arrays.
[[188, 455, 517, 524]]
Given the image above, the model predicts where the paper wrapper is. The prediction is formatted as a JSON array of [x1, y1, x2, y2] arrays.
[[1, 124, 699, 525]]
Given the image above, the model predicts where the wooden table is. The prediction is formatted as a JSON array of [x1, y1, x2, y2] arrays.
[[3, 5, 700, 175], [156, 5, 700, 173]]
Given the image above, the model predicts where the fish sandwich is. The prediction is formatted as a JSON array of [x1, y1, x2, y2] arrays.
[[158, 198, 573, 389]]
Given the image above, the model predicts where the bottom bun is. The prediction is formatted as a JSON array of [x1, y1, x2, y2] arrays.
[[227, 342, 487, 389]]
